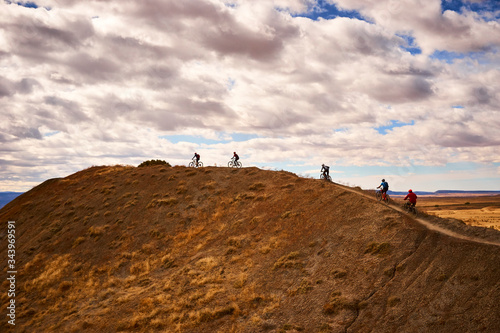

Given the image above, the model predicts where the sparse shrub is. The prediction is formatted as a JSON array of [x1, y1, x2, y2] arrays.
[[196, 304, 236, 323], [138, 159, 171, 167], [364, 242, 391, 256], [147, 197, 178, 208], [121, 192, 132, 199], [384, 266, 396, 277], [161, 254, 174, 268], [130, 260, 150, 276], [331, 269, 347, 279], [250, 216, 260, 224], [249, 182, 266, 191], [176, 185, 187, 194], [396, 262, 407, 272], [318, 323, 332, 332], [149, 229, 162, 238], [387, 296, 401, 307], [323, 291, 358, 315], [202, 180, 217, 190], [235, 192, 256, 201], [88, 226, 105, 237], [233, 273, 248, 288], [227, 236, 244, 248], [59, 281, 72, 292], [124, 200, 137, 208], [72, 236, 86, 247], [254, 194, 269, 201], [273, 252, 302, 269], [280, 211, 292, 219], [436, 273, 448, 281], [196, 257, 219, 271], [465, 202, 471, 205], [289, 279, 313, 295]]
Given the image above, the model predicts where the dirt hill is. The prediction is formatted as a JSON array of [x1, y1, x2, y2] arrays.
[[1, 165, 499, 333]]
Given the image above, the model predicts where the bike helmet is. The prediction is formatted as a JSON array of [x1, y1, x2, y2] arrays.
[[233, 152, 236, 154], [382, 179, 385, 182], [408, 189, 412, 192], [322, 164, 325, 167]]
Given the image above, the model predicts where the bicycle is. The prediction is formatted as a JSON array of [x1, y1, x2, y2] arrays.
[[376, 190, 390, 203], [403, 201, 418, 216], [228, 158, 242, 168], [320, 172, 332, 182], [188, 158, 203, 168]]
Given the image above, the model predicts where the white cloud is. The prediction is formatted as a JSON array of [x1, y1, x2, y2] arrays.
[[0, 0, 499, 191]]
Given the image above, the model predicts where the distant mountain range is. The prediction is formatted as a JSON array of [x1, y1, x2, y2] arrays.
[[388, 190, 500, 196], [0, 192, 24, 209]]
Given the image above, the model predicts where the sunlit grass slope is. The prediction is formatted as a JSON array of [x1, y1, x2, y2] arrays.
[[1, 165, 499, 332]]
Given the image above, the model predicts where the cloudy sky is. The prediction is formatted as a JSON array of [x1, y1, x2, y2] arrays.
[[1, 0, 499, 192]]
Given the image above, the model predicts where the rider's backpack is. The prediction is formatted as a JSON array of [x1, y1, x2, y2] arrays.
[[382, 182, 389, 190]]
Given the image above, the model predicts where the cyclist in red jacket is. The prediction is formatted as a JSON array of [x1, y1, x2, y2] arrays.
[[404, 189, 417, 208]]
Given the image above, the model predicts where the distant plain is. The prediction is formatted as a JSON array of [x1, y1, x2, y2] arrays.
[[392, 195, 500, 231]]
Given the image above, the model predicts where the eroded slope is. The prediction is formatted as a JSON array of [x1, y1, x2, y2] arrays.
[[1, 165, 499, 332]]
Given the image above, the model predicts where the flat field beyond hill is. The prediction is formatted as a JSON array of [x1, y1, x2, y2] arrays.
[[396, 195, 500, 231], [1, 165, 499, 333]]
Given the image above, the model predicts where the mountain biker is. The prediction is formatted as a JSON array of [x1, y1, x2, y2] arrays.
[[321, 164, 330, 178], [377, 179, 389, 201], [404, 189, 417, 208], [233, 152, 239, 162], [193, 152, 200, 166]]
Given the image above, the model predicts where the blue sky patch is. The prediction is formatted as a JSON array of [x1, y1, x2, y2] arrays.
[[397, 34, 422, 55], [430, 49, 494, 64], [375, 120, 415, 135], [430, 50, 467, 64], [226, 78, 236, 91], [11, 1, 38, 8], [442, 0, 500, 18], [44, 131, 60, 137], [289, 0, 368, 22]]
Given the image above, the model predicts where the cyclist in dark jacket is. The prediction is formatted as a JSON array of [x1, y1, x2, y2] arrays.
[[233, 152, 239, 162], [193, 152, 200, 166], [377, 179, 389, 201], [321, 164, 330, 178]]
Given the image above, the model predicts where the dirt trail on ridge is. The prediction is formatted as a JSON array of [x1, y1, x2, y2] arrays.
[[336, 182, 500, 247]]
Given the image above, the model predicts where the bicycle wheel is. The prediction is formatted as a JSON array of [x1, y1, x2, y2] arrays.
[[327, 176, 332, 182], [412, 207, 418, 216], [236, 161, 242, 168], [198, 161, 203, 167], [188, 161, 195, 168], [228, 161, 233, 167], [376, 191, 382, 201], [320, 173, 325, 180]]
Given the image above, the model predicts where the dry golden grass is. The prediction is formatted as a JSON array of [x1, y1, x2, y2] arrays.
[[2, 165, 499, 333], [413, 195, 500, 230]]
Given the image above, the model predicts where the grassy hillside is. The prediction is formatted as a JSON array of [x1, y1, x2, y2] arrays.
[[1, 165, 499, 332]]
